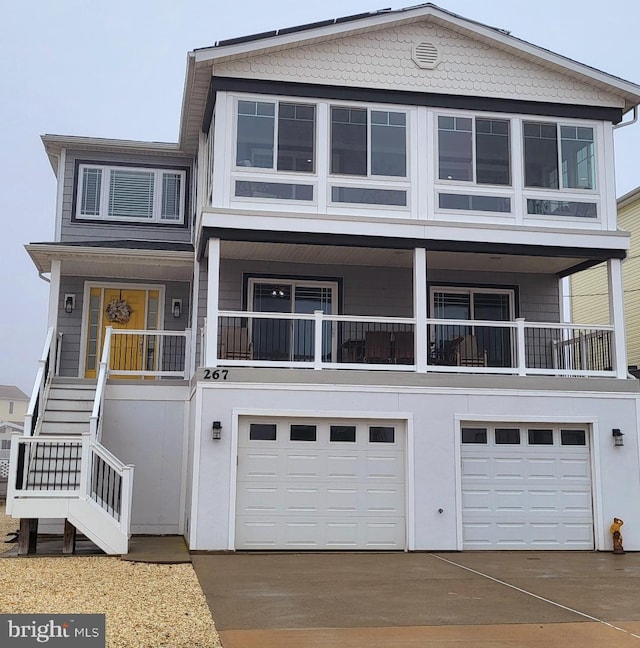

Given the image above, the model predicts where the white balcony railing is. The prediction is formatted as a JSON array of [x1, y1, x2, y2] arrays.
[[213, 311, 617, 378]]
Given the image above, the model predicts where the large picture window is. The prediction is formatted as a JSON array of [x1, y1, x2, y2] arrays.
[[236, 100, 315, 173], [331, 107, 407, 177], [438, 116, 510, 185], [76, 164, 186, 224], [523, 122, 595, 190]]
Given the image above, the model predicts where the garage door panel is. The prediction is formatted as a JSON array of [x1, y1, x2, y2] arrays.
[[559, 459, 590, 479], [495, 489, 526, 511], [327, 454, 359, 478], [461, 489, 491, 511], [326, 488, 358, 512], [528, 490, 559, 511], [287, 454, 322, 478], [286, 487, 320, 512], [494, 458, 526, 479], [240, 453, 280, 479], [367, 454, 404, 479], [237, 487, 279, 513], [461, 457, 491, 479]]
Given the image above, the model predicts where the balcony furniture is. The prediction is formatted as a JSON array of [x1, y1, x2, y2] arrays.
[[455, 334, 488, 367], [364, 331, 393, 363], [219, 327, 253, 360], [393, 331, 415, 364], [342, 338, 365, 362]]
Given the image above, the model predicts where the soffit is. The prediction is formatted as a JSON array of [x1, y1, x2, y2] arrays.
[[219, 240, 584, 275], [25, 244, 194, 281]]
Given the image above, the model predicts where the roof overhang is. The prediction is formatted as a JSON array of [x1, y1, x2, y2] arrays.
[[41, 135, 184, 174], [26, 243, 194, 281], [179, 3, 640, 153]]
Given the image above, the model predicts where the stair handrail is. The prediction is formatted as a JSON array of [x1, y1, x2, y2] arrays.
[[90, 326, 112, 443], [88, 441, 134, 536], [24, 327, 56, 438]]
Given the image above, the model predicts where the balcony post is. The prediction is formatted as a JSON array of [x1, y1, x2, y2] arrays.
[[414, 248, 428, 373], [313, 311, 323, 370], [205, 237, 220, 367], [608, 258, 628, 378], [516, 318, 526, 376]]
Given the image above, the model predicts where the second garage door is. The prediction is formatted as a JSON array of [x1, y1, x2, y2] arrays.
[[236, 417, 406, 550], [461, 424, 594, 550]]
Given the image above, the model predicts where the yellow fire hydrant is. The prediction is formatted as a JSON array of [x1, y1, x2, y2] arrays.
[[610, 517, 624, 554]]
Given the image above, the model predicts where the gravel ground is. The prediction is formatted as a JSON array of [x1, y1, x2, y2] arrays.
[[0, 504, 222, 648]]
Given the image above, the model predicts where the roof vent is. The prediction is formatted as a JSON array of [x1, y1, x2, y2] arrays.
[[412, 42, 440, 69]]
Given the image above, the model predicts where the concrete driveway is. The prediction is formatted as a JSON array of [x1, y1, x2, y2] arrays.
[[192, 551, 640, 647]]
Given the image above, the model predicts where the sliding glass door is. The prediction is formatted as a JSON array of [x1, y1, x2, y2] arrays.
[[250, 279, 337, 362], [431, 287, 514, 366]]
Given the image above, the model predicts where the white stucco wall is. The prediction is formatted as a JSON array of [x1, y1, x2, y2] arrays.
[[190, 378, 640, 551]]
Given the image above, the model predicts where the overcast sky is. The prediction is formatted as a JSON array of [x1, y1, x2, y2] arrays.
[[2, 0, 640, 393]]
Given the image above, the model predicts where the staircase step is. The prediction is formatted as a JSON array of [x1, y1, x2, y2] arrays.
[[48, 388, 95, 401], [47, 400, 94, 412], [43, 410, 92, 423], [40, 422, 87, 435]]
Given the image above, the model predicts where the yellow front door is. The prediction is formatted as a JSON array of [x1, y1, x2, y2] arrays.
[[84, 287, 160, 378]]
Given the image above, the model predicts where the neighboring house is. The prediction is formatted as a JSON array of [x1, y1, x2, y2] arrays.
[[8, 5, 640, 555], [571, 188, 640, 372], [0, 386, 28, 424]]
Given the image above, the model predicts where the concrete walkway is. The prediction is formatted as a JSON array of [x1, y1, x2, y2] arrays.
[[192, 551, 640, 647]]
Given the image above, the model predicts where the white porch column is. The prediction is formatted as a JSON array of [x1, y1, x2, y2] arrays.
[[608, 257, 628, 379], [413, 248, 428, 372], [205, 237, 220, 367], [47, 259, 61, 329]]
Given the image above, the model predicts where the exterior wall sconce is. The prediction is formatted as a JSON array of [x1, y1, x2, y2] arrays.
[[212, 421, 222, 440], [64, 294, 75, 314], [171, 299, 182, 319], [612, 429, 624, 447]]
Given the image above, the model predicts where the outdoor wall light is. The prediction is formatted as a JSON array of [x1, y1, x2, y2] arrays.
[[212, 421, 222, 440], [64, 294, 75, 314], [612, 428, 624, 447], [171, 299, 182, 319]]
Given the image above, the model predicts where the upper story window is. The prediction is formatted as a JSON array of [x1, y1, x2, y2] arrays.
[[331, 107, 407, 177], [77, 164, 186, 224], [523, 122, 595, 190], [438, 116, 510, 185], [236, 100, 315, 172]]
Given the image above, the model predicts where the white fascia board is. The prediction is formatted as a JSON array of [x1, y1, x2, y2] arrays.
[[192, 5, 640, 108], [200, 208, 631, 252], [41, 135, 183, 169], [24, 244, 194, 274]]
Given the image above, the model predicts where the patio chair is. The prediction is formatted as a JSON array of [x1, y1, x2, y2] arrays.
[[393, 331, 415, 364], [219, 327, 253, 360], [456, 334, 488, 367], [364, 331, 393, 363]]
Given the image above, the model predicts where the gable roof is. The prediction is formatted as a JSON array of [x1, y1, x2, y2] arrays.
[[0, 386, 29, 401], [179, 3, 640, 153]]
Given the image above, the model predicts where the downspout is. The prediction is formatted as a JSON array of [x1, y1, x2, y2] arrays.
[[613, 105, 638, 130]]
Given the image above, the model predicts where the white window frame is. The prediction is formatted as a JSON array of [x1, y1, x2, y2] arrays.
[[522, 120, 598, 193], [435, 113, 512, 187], [76, 164, 186, 224]]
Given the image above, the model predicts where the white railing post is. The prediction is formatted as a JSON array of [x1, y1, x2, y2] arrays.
[[200, 318, 207, 368], [184, 328, 192, 379], [120, 465, 134, 535], [516, 318, 527, 376], [313, 310, 323, 370], [414, 248, 428, 373], [78, 432, 92, 500], [5, 432, 22, 513]]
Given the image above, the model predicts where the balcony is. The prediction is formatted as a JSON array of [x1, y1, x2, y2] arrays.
[[210, 312, 616, 378]]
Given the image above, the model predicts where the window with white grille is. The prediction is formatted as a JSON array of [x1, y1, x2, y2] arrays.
[[76, 164, 186, 224]]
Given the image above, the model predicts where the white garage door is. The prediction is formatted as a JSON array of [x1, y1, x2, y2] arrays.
[[461, 424, 593, 550], [236, 417, 405, 550]]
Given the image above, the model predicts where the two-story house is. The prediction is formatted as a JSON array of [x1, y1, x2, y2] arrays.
[[8, 4, 640, 555]]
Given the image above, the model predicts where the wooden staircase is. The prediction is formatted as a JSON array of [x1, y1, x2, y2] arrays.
[[8, 376, 133, 555]]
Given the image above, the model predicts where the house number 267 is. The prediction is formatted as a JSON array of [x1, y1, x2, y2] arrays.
[[203, 369, 228, 380]]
